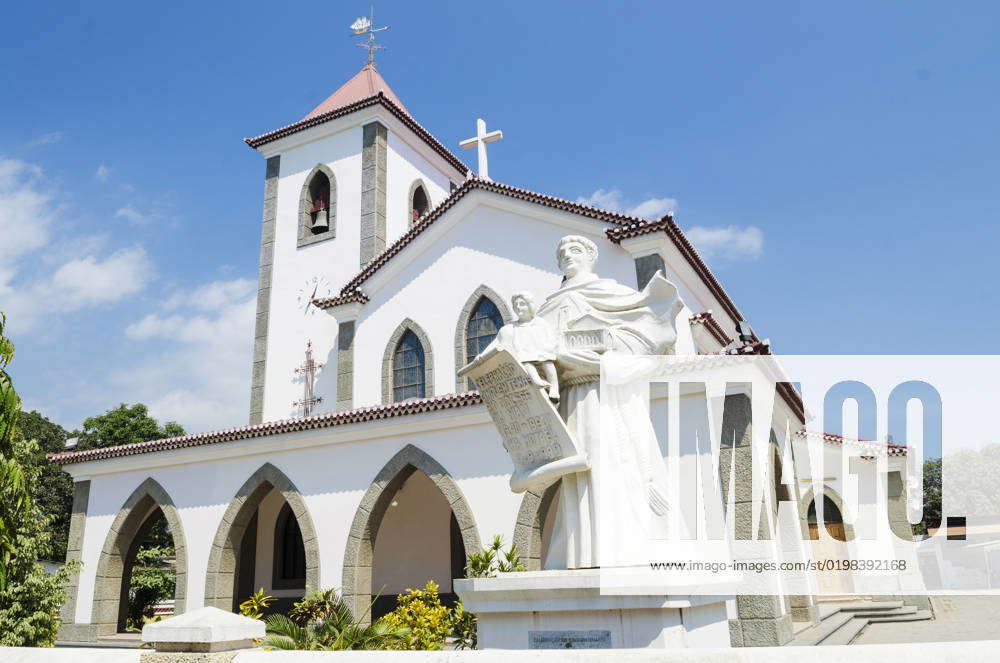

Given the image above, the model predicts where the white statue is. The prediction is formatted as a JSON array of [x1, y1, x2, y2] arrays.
[[464, 234, 685, 569], [488, 291, 560, 402], [534, 235, 683, 569]]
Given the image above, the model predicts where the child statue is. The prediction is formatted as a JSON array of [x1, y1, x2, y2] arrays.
[[490, 291, 560, 402]]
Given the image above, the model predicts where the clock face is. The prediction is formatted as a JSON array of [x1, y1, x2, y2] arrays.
[[297, 275, 332, 316]]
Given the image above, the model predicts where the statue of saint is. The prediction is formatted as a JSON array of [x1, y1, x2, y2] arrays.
[[535, 235, 684, 569]]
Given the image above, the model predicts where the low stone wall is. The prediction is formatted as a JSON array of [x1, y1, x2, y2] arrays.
[[5, 641, 1000, 663]]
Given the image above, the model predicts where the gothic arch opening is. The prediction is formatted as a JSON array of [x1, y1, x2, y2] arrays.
[[91, 478, 187, 637], [802, 486, 855, 595], [408, 180, 431, 224], [297, 164, 337, 247], [342, 444, 481, 623], [204, 464, 319, 614], [453, 285, 512, 392]]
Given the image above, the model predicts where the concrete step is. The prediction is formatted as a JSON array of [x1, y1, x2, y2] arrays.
[[829, 600, 904, 612], [819, 617, 867, 646], [851, 606, 917, 619], [818, 603, 841, 621], [791, 611, 854, 646], [867, 609, 933, 623]]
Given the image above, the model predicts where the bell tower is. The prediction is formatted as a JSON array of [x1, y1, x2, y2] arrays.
[[244, 60, 468, 424]]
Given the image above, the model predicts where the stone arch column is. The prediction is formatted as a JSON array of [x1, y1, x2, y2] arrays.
[[91, 478, 188, 637], [381, 318, 434, 403], [342, 444, 481, 622], [453, 285, 512, 392], [512, 480, 560, 571], [204, 463, 320, 610]]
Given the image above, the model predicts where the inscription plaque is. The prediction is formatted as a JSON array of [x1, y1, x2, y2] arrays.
[[459, 348, 589, 493], [528, 630, 612, 649]]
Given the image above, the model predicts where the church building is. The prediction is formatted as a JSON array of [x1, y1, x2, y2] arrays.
[[48, 58, 910, 648]]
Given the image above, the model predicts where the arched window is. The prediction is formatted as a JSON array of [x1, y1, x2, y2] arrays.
[[298, 165, 337, 247], [272, 503, 306, 589], [466, 296, 504, 364], [393, 330, 426, 401], [410, 183, 430, 224]]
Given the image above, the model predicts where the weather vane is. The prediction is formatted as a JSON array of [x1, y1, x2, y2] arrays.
[[351, 6, 390, 66]]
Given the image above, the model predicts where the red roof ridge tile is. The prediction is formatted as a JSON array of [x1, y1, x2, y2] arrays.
[[48, 392, 484, 466], [689, 310, 734, 347]]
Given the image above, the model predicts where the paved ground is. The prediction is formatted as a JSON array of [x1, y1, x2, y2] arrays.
[[854, 596, 1000, 644]]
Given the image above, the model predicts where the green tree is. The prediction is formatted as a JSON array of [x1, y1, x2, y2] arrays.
[[0, 312, 29, 592], [77, 403, 185, 451], [125, 544, 175, 629], [914, 457, 942, 536], [16, 411, 73, 561], [0, 312, 79, 646]]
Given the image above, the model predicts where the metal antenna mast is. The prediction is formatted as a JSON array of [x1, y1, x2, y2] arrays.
[[351, 6, 390, 66]]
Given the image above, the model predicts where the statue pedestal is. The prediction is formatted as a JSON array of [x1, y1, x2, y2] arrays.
[[454, 569, 733, 649]]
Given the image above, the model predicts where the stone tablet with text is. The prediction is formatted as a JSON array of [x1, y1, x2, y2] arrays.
[[459, 348, 589, 492]]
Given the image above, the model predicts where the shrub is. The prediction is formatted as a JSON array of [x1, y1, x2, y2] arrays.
[[239, 588, 275, 620], [451, 600, 477, 650], [382, 580, 452, 650], [465, 534, 526, 578], [262, 588, 409, 651]]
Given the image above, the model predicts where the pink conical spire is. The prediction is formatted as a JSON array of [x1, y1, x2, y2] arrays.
[[302, 64, 408, 120]]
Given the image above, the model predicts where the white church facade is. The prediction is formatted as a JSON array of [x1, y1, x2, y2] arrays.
[[48, 63, 921, 648]]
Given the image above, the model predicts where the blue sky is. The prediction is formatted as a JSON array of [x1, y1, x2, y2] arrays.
[[2, 1, 998, 434]]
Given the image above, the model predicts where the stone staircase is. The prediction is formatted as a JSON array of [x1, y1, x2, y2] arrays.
[[789, 600, 933, 646]]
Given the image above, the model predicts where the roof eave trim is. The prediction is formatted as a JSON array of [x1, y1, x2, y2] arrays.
[[244, 92, 469, 175]]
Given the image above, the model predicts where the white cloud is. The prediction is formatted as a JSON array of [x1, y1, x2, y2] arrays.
[[685, 225, 764, 261], [2, 247, 154, 332], [95, 165, 110, 182], [161, 278, 256, 312], [27, 132, 63, 148], [115, 206, 147, 225], [576, 188, 678, 220], [51, 247, 153, 304], [119, 280, 256, 432], [0, 158, 52, 276]]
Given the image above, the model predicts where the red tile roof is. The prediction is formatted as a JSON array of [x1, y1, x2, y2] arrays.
[[303, 64, 407, 119], [312, 291, 369, 309], [47, 392, 484, 466], [797, 429, 908, 456], [245, 92, 468, 176]]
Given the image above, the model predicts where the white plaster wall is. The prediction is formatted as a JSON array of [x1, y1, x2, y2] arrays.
[[262, 123, 359, 423], [71, 411, 519, 624], [385, 131, 453, 242], [372, 470, 454, 594], [350, 201, 712, 409]]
